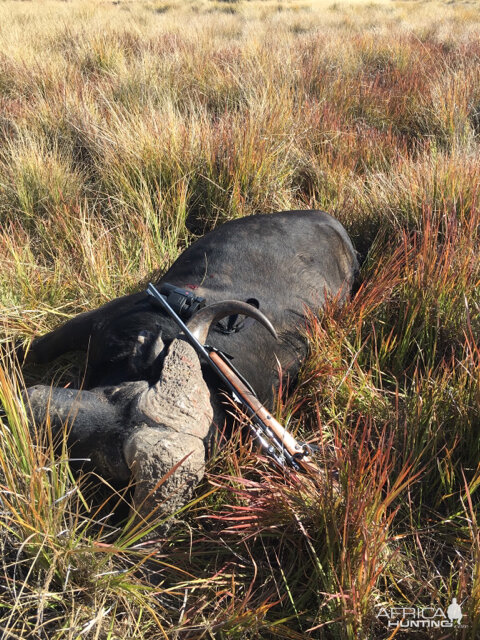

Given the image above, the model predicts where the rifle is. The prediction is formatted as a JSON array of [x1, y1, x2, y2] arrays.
[[147, 283, 318, 475]]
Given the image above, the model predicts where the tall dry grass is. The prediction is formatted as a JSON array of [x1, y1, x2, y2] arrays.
[[1, 0, 480, 637]]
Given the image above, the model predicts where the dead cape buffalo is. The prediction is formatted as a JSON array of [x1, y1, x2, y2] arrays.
[[23, 210, 358, 520]]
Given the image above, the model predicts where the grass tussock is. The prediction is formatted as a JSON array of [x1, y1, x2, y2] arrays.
[[1, 0, 480, 637]]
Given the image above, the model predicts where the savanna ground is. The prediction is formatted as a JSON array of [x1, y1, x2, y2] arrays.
[[0, 0, 479, 637]]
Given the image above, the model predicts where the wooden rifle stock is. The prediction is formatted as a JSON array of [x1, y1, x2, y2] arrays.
[[209, 351, 320, 476]]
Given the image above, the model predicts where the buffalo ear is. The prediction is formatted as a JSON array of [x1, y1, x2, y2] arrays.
[[187, 300, 277, 344], [215, 297, 261, 334]]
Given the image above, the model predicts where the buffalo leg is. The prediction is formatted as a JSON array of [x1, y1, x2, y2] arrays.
[[27, 292, 144, 364]]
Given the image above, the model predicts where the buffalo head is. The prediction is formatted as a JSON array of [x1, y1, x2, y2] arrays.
[[24, 301, 277, 524]]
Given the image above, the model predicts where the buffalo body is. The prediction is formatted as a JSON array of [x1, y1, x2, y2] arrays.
[[24, 210, 358, 521]]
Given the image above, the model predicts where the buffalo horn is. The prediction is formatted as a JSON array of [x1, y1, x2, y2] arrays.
[[187, 301, 278, 344]]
